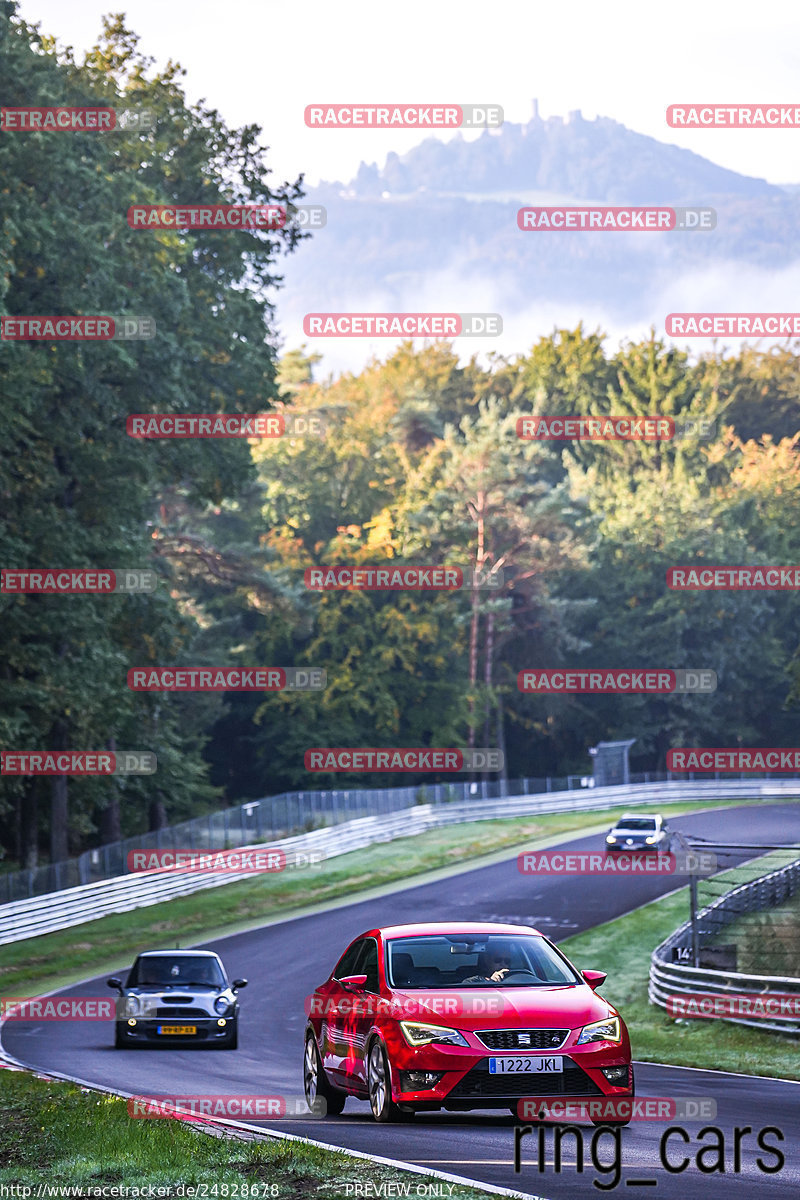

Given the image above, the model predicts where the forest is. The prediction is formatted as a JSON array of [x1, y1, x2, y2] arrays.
[[2, 8, 799, 870]]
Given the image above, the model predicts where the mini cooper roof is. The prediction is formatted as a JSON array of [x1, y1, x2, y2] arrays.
[[135, 949, 223, 957]]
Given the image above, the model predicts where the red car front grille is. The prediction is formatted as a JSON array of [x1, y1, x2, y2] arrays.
[[475, 1028, 568, 1050], [448, 1061, 602, 1098]]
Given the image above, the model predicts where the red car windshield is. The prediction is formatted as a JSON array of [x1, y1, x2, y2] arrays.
[[385, 934, 580, 988]]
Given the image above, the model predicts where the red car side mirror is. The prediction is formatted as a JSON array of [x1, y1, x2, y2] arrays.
[[339, 974, 368, 993], [582, 970, 607, 990]]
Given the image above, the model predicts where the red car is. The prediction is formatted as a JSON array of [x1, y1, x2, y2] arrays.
[[303, 921, 633, 1123]]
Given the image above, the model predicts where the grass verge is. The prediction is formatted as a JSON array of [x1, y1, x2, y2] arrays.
[[559, 860, 800, 1081], [0, 800, 757, 998], [0, 1069, 502, 1197], [711, 892, 800, 976]]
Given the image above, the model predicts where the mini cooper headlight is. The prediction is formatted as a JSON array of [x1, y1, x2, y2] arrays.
[[399, 1022, 469, 1048], [214, 996, 233, 1015], [125, 995, 140, 1017], [577, 1016, 620, 1045], [645, 836, 656, 844], [606, 835, 616, 843]]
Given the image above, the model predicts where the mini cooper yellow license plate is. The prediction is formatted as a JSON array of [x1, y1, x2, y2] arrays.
[[157, 1024, 197, 1035]]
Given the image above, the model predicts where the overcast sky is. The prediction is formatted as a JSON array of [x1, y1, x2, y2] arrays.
[[17, 0, 800, 189]]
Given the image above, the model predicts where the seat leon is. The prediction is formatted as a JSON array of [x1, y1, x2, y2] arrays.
[[303, 922, 633, 1123]]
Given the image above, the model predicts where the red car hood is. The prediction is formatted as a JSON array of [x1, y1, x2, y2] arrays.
[[390, 984, 612, 1030]]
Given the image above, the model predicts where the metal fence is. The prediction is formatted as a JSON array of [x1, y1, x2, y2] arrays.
[[2, 777, 800, 946], [3, 769, 800, 904], [649, 853, 800, 1035], [690, 848, 800, 976], [0, 771, 610, 902]]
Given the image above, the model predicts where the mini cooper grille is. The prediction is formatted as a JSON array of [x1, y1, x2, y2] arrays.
[[449, 1061, 602, 1099], [476, 1029, 568, 1051], [154, 1007, 209, 1018]]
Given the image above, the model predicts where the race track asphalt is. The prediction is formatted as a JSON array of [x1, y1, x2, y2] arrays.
[[4, 802, 800, 1199]]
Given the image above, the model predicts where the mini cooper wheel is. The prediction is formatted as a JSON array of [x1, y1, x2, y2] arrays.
[[114, 1023, 128, 1049], [367, 1041, 404, 1122], [221, 1022, 238, 1049], [304, 1035, 345, 1115]]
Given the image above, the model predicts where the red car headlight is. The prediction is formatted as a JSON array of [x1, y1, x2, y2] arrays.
[[399, 1021, 470, 1048], [576, 1016, 621, 1045]]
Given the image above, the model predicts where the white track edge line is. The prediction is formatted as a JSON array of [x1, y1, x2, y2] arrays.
[[0, 1045, 546, 1200]]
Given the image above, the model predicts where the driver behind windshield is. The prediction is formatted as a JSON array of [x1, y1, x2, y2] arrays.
[[133, 958, 220, 987], [462, 942, 514, 983]]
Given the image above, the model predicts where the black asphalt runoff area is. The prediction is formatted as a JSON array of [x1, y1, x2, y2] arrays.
[[4, 803, 800, 1198]]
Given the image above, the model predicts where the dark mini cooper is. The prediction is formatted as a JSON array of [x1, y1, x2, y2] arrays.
[[108, 949, 247, 1048]]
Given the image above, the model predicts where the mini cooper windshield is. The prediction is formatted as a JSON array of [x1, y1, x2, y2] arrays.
[[385, 934, 580, 987], [127, 955, 226, 989]]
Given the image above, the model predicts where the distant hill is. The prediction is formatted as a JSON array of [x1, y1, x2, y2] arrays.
[[321, 108, 779, 204], [277, 108, 800, 370]]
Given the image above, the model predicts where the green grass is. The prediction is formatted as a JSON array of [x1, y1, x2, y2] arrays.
[[0, 799, 755, 998], [560, 855, 800, 1080], [720, 893, 800, 976], [0, 1070, 503, 1197]]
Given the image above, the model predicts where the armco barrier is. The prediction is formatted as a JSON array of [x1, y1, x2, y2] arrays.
[[5, 770, 799, 904], [649, 856, 800, 1035], [0, 772, 578, 902], [2, 777, 799, 946]]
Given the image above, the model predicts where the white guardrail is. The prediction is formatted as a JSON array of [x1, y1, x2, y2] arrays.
[[1, 778, 799, 946], [649, 856, 800, 1036]]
